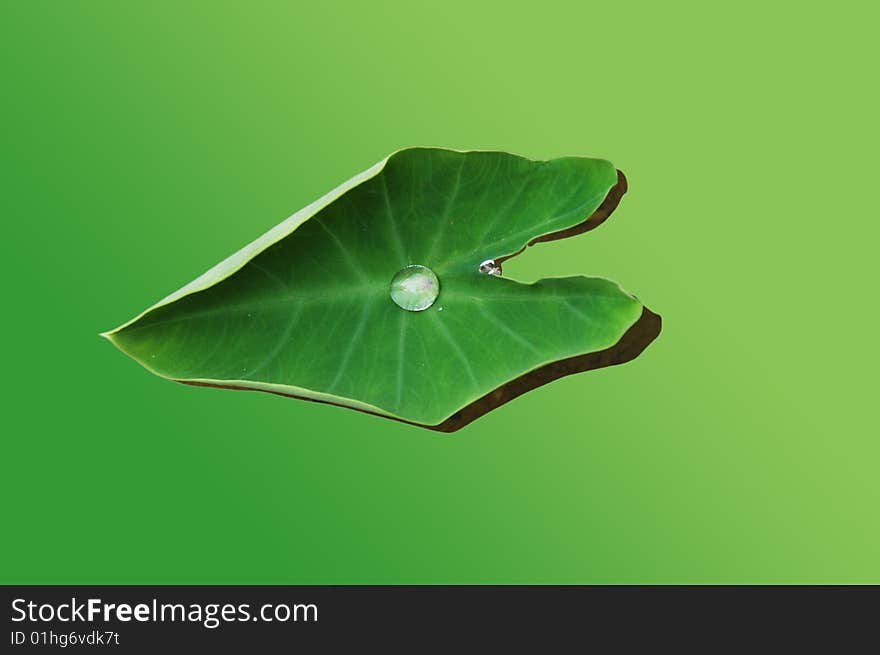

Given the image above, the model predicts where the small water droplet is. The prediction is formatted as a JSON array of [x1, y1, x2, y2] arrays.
[[438, 306, 443, 312], [390, 264, 440, 311], [479, 259, 502, 276]]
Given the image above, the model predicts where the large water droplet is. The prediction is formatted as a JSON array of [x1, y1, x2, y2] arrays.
[[390, 265, 440, 311]]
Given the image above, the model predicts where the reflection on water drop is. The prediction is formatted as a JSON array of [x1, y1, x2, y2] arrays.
[[390, 265, 440, 311], [479, 259, 502, 276]]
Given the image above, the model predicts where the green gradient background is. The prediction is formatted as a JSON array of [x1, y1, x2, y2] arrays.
[[2, 2, 877, 583]]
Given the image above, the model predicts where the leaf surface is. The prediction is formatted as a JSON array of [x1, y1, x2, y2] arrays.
[[104, 148, 660, 430]]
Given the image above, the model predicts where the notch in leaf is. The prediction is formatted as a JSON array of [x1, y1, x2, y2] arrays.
[[103, 148, 661, 432]]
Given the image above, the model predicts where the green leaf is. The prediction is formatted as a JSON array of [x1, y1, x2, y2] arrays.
[[103, 148, 661, 431]]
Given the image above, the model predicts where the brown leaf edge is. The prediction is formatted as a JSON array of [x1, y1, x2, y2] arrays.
[[179, 168, 660, 433], [495, 168, 628, 267], [431, 306, 661, 432], [180, 307, 660, 434]]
